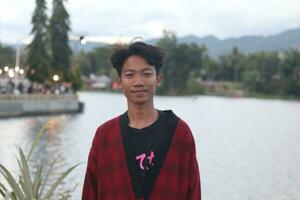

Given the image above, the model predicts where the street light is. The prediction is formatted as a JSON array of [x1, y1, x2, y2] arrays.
[[19, 69, 24, 75], [53, 74, 59, 82], [52, 74, 60, 95], [4, 66, 9, 72], [69, 34, 87, 44], [15, 66, 20, 72], [79, 35, 87, 44], [8, 69, 15, 78]]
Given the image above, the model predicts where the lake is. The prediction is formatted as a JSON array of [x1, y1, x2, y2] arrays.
[[0, 91, 299, 199]]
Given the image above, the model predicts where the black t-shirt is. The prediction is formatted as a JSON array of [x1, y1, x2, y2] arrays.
[[120, 109, 179, 200], [128, 110, 166, 186]]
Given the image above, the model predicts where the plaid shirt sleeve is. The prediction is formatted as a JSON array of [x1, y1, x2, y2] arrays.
[[82, 147, 98, 200], [187, 132, 201, 200]]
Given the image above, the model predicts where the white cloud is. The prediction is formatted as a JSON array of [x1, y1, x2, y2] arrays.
[[0, 0, 300, 43]]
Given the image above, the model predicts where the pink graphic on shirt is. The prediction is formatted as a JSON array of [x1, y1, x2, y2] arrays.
[[147, 150, 155, 164], [135, 150, 155, 170], [135, 153, 146, 170]]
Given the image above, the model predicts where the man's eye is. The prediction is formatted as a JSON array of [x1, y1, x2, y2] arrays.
[[144, 73, 153, 77], [124, 74, 133, 78]]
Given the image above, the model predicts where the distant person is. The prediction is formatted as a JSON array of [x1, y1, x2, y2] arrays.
[[44, 84, 52, 94], [17, 82, 24, 94], [60, 83, 66, 94], [5, 79, 15, 94], [27, 83, 33, 94], [82, 41, 201, 200]]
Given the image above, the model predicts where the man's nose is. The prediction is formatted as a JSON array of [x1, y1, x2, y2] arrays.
[[133, 74, 145, 87]]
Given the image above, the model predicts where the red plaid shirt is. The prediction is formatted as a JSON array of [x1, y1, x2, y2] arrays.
[[82, 115, 201, 200]]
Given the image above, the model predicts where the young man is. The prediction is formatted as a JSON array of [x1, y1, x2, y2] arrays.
[[82, 41, 201, 200]]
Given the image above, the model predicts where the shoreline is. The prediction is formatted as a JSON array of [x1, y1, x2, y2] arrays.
[[79, 89, 300, 102], [0, 94, 84, 118]]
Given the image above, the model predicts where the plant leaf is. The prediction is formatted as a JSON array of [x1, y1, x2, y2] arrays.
[[27, 119, 51, 160], [0, 182, 8, 197], [32, 164, 43, 197], [43, 163, 81, 199], [5, 191, 12, 200], [18, 147, 35, 199], [39, 153, 62, 197], [0, 164, 26, 200]]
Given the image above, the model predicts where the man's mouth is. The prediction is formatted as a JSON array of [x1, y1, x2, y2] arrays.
[[131, 90, 148, 93]]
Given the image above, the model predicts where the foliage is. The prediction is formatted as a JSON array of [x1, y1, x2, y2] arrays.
[[49, 0, 72, 82], [26, 0, 51, 83], [279, 49, 300, 96], [69, 65, 84, 92], [0, 120, 80, 200], [71, 46, 113, 77], [0, 44, 15, 68], [242, 51, 280, 94], [218, 47, 245, 82], [69, 31, 300, 97], [157, 30, 207, 94], [5, 26, 300, 97]]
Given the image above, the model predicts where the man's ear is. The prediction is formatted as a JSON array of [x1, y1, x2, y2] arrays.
[[156, 74, 162, 86], [116, 76, 122, 89]]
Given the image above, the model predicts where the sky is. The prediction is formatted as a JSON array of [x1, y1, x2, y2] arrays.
[[0, 0, 300, 44]]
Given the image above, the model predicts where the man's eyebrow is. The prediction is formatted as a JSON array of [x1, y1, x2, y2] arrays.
[[142, 68, 154, 72], [123, 67, 154, 73], [123, 69, 136, 73]]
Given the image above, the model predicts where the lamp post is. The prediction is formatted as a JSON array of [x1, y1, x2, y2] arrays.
[[69, 34, 87, 55], [14, 37, 30, 84], [70, 34, 86, 44], [79, 35, 86, 44], [52, 74, 60, 94], [15, 45, 20, 69]]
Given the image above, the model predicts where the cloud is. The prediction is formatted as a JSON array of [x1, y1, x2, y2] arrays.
[[1, 0, 300, 43]]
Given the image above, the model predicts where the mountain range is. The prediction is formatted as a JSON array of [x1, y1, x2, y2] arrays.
[[148, 27, 300, 58], [5, 27, 300, 59]]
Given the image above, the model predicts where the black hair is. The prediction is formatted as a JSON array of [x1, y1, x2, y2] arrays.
[[110, 41, 165, 76]]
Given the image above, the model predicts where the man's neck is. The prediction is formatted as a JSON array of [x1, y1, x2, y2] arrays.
[[127, 102, 158, 129]]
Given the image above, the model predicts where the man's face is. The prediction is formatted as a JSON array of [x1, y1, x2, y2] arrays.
[[117, 55, 161, 105]]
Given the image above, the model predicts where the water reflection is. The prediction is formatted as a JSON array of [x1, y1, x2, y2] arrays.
[[0, 92, 299, 199]]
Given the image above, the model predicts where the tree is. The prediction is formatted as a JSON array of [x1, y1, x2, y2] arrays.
[[218, 47, 245, 82], [242, 51, 280, 94], [172, 43, 207, 93], [280, 49, 300, 96], [26, 0, 50, 83], [94, 47, 113, 76], [49, 0, 72, 82], [202, 56, 221, 81], [157, 30, 178, 94], [71, 46, 114, 78], [157, 31, 207, 94], [69, 65, 83, 92], [0, 43, 15, 68]]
